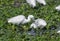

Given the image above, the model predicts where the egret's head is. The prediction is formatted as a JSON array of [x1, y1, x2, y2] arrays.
[[28, 15, 35, 21]]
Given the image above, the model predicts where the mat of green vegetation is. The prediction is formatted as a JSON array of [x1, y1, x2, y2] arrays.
[[0, 0, 60, 41]]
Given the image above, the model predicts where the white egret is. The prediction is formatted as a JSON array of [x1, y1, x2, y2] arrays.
[[30, 19, 47, 28], [8, 15, 34, 25], [55, 5, 60, 11], [26, 0, 36, 8], [36, 0, 46, 5]]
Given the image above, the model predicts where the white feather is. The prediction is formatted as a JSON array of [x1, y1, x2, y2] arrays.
[[55, 5, 60, 11], [57, 30, 60, 33], [36, 0, 46, 5], [26, 0, 36, 7], [30, 19, 47, 28]]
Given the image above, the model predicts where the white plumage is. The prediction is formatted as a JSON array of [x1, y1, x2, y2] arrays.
[[57, 30, 60, 33], [8, 15, 34, 25], [55, 5, 60, 11], [36, 0, 46, 5], [30, 19, 47, 28], [26, 0, 36, 8]]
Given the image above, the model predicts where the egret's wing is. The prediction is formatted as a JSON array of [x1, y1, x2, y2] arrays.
[[38, 19, 47, 26], [8, 15, 25, 24]]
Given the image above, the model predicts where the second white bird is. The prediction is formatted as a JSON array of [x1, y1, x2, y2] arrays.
[[30, 19, 47, 28]]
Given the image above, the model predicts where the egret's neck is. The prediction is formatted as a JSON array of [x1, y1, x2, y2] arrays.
[[27, 16, 31, 21], [22, 17, 31, 24], [25, 17, 31, 22]]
